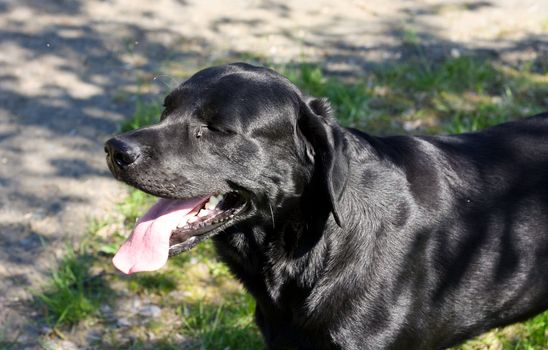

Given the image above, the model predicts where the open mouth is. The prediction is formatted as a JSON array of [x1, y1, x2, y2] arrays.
[[112, 191, 248, 274], [169, 192, 247, 255]]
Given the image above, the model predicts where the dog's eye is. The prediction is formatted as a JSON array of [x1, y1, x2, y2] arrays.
[[206, 124, 235, 134], [206, 124, 221, 132], [195, 124, 232, 138]]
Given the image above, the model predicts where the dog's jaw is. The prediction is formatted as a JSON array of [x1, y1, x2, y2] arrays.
[[168, 191, 250, 255], [112, 191, 250, 274]]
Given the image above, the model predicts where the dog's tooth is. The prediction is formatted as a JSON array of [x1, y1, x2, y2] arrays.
[[204, 196, 219, 210], [206, 195, 221, 209], [197, 209, 210, 217]]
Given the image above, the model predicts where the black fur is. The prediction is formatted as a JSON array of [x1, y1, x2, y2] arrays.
[[105, 63, 548, 350]]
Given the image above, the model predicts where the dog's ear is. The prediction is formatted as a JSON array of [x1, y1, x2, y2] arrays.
[[298, 97, 348, 227]]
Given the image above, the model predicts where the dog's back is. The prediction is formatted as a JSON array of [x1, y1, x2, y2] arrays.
[[337, 113, 548, 349]]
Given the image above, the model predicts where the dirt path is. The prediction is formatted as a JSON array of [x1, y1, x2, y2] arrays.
[[0, 0, 546, 347]]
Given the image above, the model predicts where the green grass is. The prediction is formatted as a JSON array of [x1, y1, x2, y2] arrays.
[[127, 273, 179, 295], [118, 187, 157, 226], [0, 329, 19, 350], [517, 312, 548, 349], [180, 295, 263, 350], [35, 243, 110, 327], [282, 56, 546, 134], [120, 98, 162, 132], [283, 64, 373, 127], [36, 55, 547, 349], [455, 311, 548, 350]]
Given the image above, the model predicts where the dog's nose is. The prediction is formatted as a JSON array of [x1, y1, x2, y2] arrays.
[[104, 137, 141, 168]]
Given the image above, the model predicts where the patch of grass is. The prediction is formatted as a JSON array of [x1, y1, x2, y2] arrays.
[[122, 338, 195, 350], [0, 330, 19, 350], [392, 56, 501, 94], [118, 188, 155, 228], [282, 56, 547, 135], [120, 99, 162, 132], [127, 273, 178, 295], [515, 311, 548, 349], [402, 27, 421, 46], [35, 244, 110, 327], [282, 64, 373, 127], [180, 294, 264, 350], [454, 311, 548, 350]]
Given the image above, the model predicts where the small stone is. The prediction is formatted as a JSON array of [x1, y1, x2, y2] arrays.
[[139, 304, 161, 318], [19, 236, 35, 248], [403, 119, 422, 132], [131, 298, 142, 309], [117, 317, 131, 327], [57, 340, 78, 350], [86, 330, 102, 341], [100, 304, 112, 314]]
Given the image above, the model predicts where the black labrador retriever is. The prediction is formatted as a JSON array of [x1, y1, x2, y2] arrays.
[[105, 63, 548, 350]]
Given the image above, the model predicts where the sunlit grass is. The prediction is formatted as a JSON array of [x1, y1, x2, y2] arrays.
[[35, 243, 110, 327], [283, 56, 547, 135], [120, 99, 162, 133], [454, 312, 548, 350], [117, 187, 157, 227], [179, 294, 263, 350]]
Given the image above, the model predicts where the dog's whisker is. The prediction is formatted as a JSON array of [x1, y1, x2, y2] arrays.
[[153, 74, 182, 91], [269, 202, 275, 229]]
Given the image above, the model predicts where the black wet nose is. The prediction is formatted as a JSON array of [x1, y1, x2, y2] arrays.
[[104, 137, 141, 168]]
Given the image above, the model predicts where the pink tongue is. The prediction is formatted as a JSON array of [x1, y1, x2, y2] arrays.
[[112, 197, 208, 274]]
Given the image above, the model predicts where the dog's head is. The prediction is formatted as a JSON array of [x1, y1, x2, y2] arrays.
[[105, 63, 348, 274]]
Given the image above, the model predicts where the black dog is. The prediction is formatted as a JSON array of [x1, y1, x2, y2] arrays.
[[105, 63, 548, 349]]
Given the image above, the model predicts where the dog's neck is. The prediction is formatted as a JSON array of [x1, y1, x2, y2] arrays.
[[213, 131, 417, 327], [212, 151, 391, 323]]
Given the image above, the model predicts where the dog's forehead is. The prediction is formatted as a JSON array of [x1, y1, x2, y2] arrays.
[[169, 65, 301, 127], [185, 66, 298, 100]]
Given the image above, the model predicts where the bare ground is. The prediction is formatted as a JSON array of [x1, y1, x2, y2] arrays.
[[0, 0, 546, 348]]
